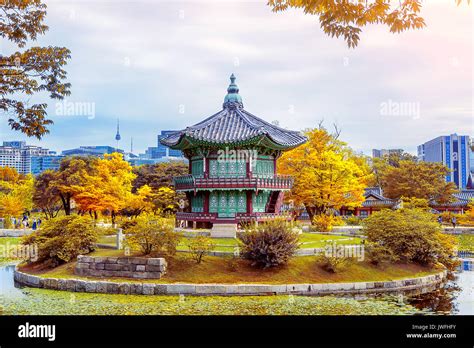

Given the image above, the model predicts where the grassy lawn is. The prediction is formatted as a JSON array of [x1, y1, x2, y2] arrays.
[[0, 237, 21, 264], [23, 248, 438, 285], [299, 233, 362, 248], [456, 234, 474, 252], [98, 233, 362, 252]]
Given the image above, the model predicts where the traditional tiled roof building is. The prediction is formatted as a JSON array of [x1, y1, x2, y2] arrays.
[[160, 74, 307, 237]]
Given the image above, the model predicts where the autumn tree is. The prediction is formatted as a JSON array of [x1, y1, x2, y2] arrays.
[[268, 0, 469, 48], [278, 127, 372, 222], [132, 161, 187, 212], [379, 160, 457, 203], [370, 151, 418, 187], [132, 161, 188, 191], [0, 0, 71, 138], [33, 170, 62, 219], [0, 170, 34, 218], [48, 156, 96, 215], [74, 153, 135, 223]]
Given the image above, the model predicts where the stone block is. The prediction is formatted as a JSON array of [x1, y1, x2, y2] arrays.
[[93, 257, 108, 263], [58, 279, 68, 291], [142, 283, 155, 295], [75, 280, 87, 292], [85, 282, 97, 293], [130, 258, 148, 265], [48, 278, 59, 290], [80, 256, 95, 263], [286, 284, 311, 293], [94, 263, 105, 270], [27, 274, 40, 286], [365, 282, 375, 289], [154, 284, 167, 295], [130, 284, 143, 294], [383, 281, 397, 289], [106, 257, 119, 264], [66, 280, 76, 292], [118, 283, 130, 294], [354, 282, 367, 290], [106, 283, 119, 294], [166, 284, 196, 294], [96, 282, 108, 293], [117, 257, 132, 264], [105, 264, 123, 271], [145, 265, 165, 272], [195, 285, 227, 295], [75, 263, 90, 269], [136, 265, 146, 272], [147, 258, 166, 266]]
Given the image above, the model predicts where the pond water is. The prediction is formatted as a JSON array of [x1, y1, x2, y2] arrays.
[[0, 262, 472, 315]]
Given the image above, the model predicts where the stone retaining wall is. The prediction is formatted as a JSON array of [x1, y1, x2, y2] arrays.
[[74, 255, 167, 279], [0, 229, 32, 237], [14, 267, 447, 296]]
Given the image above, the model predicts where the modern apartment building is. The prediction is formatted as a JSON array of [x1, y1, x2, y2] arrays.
[[418, 134, 471, 189], [0, 141, 54, 175]]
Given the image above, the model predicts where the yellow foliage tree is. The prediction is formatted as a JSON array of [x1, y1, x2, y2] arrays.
[[74, 153, 136, 222], [0, 171, 34, 218], [278, 127, 372, 222]]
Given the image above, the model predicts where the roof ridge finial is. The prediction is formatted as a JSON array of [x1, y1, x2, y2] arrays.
[[224, 73, 243, 108]]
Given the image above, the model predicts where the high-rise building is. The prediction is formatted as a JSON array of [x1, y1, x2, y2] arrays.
[[372, 149, 403, 158], [31, 155, 65, 176], [157, 131, 183, 158], [61, 146, 123, 157], [418, 134, 471, 188], [0, 141, 56, 175]]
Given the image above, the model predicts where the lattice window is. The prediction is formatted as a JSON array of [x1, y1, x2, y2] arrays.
[[191, 159, 204, 177]]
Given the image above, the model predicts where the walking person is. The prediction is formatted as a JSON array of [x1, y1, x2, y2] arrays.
[[37, 218, 42, 229], [32, 218, 37, 231], [451, 216, 457, 229], [437, 215, 443, 226]]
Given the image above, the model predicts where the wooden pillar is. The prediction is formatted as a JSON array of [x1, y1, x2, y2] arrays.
[[204, 192, 210, 213], [205, 157, 210, 178], [246, 191, 253, 214]]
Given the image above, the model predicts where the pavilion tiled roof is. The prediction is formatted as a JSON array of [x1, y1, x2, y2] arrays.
[[160, 74, 307, 151], [431, 190, 474, 208]]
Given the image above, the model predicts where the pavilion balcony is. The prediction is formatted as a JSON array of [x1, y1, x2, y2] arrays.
[[175, 211, 292, 223], [173, 174, 294, 192], [175, 212, 218, 222]]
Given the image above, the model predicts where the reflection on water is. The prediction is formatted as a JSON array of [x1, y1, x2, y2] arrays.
[[0, 264, 24, 299], [407, 268, 474, 315], [0, 263, 472, 315]]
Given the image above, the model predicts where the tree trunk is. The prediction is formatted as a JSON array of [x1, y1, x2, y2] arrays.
[[60, 193, 71, 215]]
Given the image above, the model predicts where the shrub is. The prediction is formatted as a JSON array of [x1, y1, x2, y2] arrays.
[[365, 242, 398, 266], [225, 255, 239, 272], [362, 208, 457, 270], [124, 215, 180, 256], [187, 236, 215, 264], [316, 253, 352, 273], [344, 215, 362, 226], [22, 215, 97, 267], [238, 219, 300, 268], [312, 214, 344, 232]]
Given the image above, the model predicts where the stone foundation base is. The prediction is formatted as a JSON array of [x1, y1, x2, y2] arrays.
[[211, 223, 237, 238]]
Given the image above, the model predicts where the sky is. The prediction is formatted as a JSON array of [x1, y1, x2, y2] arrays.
[[0, 0, 472, 156]]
